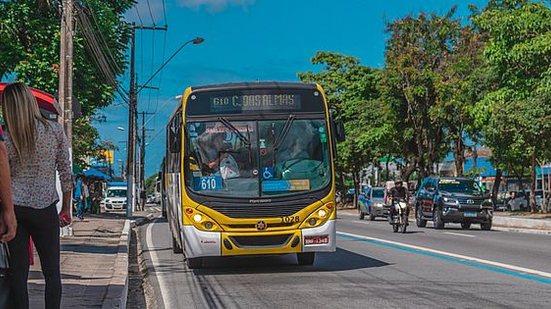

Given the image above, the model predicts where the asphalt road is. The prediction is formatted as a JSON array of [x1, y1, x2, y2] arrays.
[[139, 208, 551, 309]]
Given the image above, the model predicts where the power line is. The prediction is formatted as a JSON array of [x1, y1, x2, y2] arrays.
[[83, 1, 123, 74], [147, 29, 156, 113], [161, 0, 168, 25], [75, 4, 130, 104], [154, 30, 168, 114], [143, 95, 180, 129], [146, 0, 156, 26], [134, 6, 144, 25]]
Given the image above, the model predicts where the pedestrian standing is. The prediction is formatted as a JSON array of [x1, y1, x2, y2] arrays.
[[83, 180, 90, 212], [2, 82, 72, 309], [74, 175, 85, 220]]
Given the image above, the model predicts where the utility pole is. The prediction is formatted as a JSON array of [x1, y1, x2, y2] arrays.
[[59, 0, 74, 145], [126, 23, 136, 218], [139, 111, 154, 209], [126, 24, 167, 218], [59, 0, 74, 236]]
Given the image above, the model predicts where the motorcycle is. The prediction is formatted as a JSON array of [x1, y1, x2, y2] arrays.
[[389, 198, 409, 233]]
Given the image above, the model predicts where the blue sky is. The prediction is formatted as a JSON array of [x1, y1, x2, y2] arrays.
[[98, 0, 487, 178]]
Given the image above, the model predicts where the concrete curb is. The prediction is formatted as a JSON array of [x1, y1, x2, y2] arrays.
[[101, 219, 131, 309], [492, 226, 551, 235], [135, 218, 159, 309], [493, 216, 551, 231]]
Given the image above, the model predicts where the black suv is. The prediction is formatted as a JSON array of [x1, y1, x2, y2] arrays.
[[415, 177, 493, 230]]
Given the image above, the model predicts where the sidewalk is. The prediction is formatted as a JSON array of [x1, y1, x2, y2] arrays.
[[28, 213, 129, 309]]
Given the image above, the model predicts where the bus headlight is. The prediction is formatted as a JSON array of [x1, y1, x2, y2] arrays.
[[300, 203, 334, 229], [184, 208, 223, 231], [193, 214, 203, 223]]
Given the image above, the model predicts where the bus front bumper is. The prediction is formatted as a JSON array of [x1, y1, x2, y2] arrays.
[[182, 219, 336, 258]]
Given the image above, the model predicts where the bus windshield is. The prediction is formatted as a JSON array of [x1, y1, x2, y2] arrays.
[[185, 118, 331, 198]]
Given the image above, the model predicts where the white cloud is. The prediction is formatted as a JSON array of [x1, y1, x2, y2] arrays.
[[178, 0, 256, 13]]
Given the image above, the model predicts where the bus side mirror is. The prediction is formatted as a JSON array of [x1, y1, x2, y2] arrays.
[[169, 115, 182, 153], [334, 119, 345, 142]]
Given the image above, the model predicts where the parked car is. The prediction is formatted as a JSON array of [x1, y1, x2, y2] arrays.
[[415, 177, 493, 230], [359, 187, 388, 220], [102, 182, 127, 212]]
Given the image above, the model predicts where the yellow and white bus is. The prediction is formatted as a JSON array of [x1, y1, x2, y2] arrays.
[[164, 82, 344, 269]]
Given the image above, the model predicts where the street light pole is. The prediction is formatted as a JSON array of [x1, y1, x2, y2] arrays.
[[137, 37, 204, 94], [125, 24, 168, 218]]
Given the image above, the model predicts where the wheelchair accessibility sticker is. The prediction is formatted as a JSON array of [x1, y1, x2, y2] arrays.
[[262, 167, 274, 180]]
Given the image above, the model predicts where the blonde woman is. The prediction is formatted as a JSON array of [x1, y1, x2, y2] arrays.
[[1, 82, 72, 309]]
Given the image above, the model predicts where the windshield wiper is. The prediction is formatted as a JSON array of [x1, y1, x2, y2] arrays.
[[274, 114, 296, 150], [218, 117, 251, 146]]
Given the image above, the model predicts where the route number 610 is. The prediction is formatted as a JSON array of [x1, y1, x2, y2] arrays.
[[201, 178, 217, 190]]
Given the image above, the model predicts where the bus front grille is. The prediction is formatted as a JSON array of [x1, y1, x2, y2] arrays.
[[228, 222, 294, 229], [207, 203, 307, 218], [229, 234, 292, 248]]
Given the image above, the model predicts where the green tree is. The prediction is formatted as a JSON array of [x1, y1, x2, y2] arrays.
[[382, 7, 479, 179], [145, 174, 158, 195], [0, 0, 133, 167], [473, 0, 551, 212], [298, 51, 384, 206]]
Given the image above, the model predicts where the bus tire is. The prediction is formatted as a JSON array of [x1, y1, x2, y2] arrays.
[[297, 252, 315, 265], [172, 235, 183, 254], [187, 257, 203, 269]]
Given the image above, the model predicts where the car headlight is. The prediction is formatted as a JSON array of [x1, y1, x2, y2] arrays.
[[443, 197, 457, 204]]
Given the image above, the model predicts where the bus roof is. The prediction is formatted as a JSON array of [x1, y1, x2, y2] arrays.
[[189, 81, 319, 93]]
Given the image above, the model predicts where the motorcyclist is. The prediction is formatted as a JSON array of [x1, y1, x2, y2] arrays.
[[388, 180, 409, 220]]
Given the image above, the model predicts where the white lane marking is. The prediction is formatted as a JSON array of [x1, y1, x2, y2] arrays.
[[443, 232, 476, 238], [337, 231, 551, 279], [146, 219, 172, 308]]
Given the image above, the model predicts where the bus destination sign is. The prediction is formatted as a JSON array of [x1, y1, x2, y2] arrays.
[[209, 94, 301, 113]]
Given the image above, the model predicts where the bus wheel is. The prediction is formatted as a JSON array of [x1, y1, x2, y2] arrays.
[[297, 252, 315, 265], [172, 235, 183, 254], [187, 257, 203, 269]]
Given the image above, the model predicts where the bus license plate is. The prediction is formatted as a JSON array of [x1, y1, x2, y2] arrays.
[[464, 211, 478, 217], [304, 235, 329, 245]]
